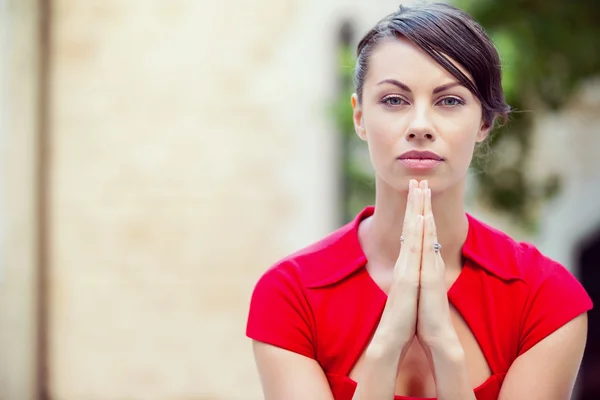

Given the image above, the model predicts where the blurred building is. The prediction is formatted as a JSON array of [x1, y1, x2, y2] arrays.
[[0, 1, 598, 399]]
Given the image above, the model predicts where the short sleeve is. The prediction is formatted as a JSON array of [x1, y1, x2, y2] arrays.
[[518, 248, 593, 356], [246, 261, 316, 359]]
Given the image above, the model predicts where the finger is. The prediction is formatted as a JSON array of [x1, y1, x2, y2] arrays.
[[396, 187, 424, 273], [407, 179, 418, 214], [395, 213, 424, 284], [401, 179, 418, 237], [397, 181, 424, 275], [421, 213, 444, 287], [412, 184, 425, 217], [423, 181, 432, 217], [418, 180, 427, 216]]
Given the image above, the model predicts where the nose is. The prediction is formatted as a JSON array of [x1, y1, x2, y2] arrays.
[[405, 107, 436, 141]]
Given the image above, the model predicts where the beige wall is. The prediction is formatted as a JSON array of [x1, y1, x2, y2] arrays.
[[49, 0, 350, 399], [0, 0, 40, 399], [47, 0, 444, 398], [46, 1, 410, 397]]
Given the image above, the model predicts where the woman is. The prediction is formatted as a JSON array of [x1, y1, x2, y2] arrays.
[[246, 3, 593, 399]]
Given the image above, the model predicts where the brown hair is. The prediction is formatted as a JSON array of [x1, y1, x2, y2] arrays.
[[354, 3, 510, 127]]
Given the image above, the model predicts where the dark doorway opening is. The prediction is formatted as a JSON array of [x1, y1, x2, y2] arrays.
[[576, 227, 600, 399]]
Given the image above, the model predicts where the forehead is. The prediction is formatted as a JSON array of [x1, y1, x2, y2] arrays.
[[365, 36, 472, 86]]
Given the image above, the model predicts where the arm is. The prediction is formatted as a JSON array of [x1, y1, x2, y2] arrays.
[[251, 181, 425, 399], [351, 333, 413, 400], [417, 182, 475, 400], [253, 341, 335, 400], [498, 312, 588, 400], [350, 181, 426, 399], [252, 337, 408, 400], [422, 336, 476, 400]]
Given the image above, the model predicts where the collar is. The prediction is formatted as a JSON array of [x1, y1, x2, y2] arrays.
[[304, 206, 525, 288]]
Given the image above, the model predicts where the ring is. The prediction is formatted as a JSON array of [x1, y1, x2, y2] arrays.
[[433, 242, 442, 253], [400, 235, 405, 243]]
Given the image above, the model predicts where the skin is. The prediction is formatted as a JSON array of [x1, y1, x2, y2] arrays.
[[253, 35, 588, 399]]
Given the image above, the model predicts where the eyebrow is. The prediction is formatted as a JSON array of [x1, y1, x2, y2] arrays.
[[377, 79, 463, 94]]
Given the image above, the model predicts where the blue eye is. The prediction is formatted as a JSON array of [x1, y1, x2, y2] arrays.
[[438, 97, 464, 107], [381, 96, 406, 106]]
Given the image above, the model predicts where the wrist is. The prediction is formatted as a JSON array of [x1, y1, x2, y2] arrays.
[[371, 328, 413, 356], [421, 335, 474, 400], [355, 335, 412, 400], [423, 334, 465, 363], [420, 324, 462, 351]]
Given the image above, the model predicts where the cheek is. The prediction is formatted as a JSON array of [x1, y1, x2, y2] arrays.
[[365, 113, 403, 147], [442, 112, 482, 141], [442, 120, 482, 160], [362, 119, 402, 171]]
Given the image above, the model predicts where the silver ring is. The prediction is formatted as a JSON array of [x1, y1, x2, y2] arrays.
[[433, 242, 442, 253], [400, 235, 405, 243]]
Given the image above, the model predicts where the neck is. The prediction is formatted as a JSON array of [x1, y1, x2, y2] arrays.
[[362, 176, 469, 271]]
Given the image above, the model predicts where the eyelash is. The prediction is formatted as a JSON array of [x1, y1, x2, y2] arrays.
[[380, 95, 465, 108]]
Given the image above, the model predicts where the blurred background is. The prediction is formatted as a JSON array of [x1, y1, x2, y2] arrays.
[[1, 0, 599, 399]]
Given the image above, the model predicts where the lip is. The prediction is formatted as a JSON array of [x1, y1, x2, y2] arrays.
[[397, 150, 444, 170], [398, 150, 444, 161]]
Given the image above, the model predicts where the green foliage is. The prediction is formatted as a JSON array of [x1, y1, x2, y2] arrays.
[[334, 45, 376, 223], [333, 2, 600, 229], [463, 0, 600, 230]]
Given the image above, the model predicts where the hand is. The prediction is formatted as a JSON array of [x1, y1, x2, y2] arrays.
[[374, 179, 423, 351], [416, 180, 457, 349]]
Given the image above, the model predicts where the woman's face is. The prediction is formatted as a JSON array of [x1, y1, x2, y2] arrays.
[[352, 36, 489, 193]]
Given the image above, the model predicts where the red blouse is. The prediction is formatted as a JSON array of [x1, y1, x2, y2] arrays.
[[246, 207, 593, 399]]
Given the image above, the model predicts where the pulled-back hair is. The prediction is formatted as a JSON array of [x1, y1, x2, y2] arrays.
[[355, 3, 510, 127]]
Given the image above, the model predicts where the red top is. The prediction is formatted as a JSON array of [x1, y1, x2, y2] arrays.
[[246, 207, 593, 400]]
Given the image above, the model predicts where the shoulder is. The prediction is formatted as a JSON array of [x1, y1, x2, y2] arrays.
[[256, 207, 372, 291], [246, 208, 373, 358], [465, 214, 592, 355], [464, 213, 577, 286], [465, 212, 592, 315]]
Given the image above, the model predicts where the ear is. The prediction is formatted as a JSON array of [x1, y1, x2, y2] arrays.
[[476, 119, 492, 143], [351, 93, 367, 141]]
